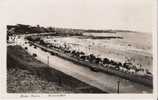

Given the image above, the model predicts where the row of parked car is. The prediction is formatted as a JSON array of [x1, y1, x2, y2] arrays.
[[35, 39, 152, 77]]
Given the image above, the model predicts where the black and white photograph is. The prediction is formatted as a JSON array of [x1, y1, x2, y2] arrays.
[[0, 0, 157, 99]]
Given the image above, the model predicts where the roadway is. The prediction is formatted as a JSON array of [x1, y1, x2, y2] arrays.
[[10, 36, 152, 93]]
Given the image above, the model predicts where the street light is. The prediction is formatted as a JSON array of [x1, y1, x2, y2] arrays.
[[117, 79, 120, 93], [47, 55, 49, 67]]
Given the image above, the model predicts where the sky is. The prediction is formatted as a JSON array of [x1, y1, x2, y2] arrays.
[[0, 0, 154, 32]]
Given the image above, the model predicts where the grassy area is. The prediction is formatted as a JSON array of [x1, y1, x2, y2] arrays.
[[7, 67, 72, 93], [7, 45, 104, 93]]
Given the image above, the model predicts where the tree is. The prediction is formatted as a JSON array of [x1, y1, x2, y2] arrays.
[[103, 58, 109, 64], [89, 54, 96, 63], [95, 58, 102, 64]]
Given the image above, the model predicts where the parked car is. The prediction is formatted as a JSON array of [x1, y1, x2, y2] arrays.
[[32, 53, 37, 57], [90, 67, 99, 72], [24, 47, 28, 50]]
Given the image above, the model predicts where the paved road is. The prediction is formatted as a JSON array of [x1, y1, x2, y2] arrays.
[[11, 36, 152, 93]]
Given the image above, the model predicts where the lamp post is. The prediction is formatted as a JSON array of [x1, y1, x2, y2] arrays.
[[47, 55, 49, 67], [117, 79, 120, 93]]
